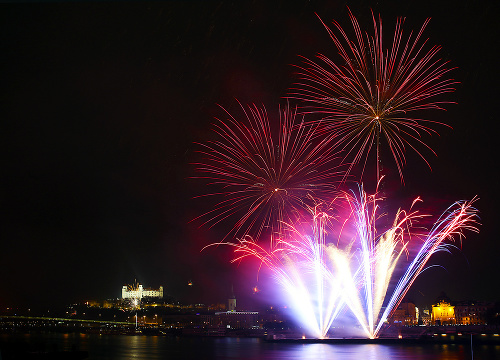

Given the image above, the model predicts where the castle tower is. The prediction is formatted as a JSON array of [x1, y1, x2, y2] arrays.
[[228, 285, 236, 311]]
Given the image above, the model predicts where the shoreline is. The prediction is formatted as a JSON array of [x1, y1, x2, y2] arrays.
[[265, 335, 500, 345]]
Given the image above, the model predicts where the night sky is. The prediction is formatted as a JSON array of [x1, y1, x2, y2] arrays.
[[1, 0, 498, 311]]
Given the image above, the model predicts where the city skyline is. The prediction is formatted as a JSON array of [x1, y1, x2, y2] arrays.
[[1, 0, 498, 313]]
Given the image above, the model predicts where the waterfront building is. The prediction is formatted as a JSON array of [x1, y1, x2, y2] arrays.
[[389, 301, 417, 325], [420, 307, 431, 326], [454, 300, 494, 325], [431, 293, 455, 325]]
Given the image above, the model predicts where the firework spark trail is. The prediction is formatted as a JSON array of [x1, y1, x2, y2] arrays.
[[124, 282, 143, 328], [204, 206, 345, 339], [332, 189, 478, 338], [212, 187, 478, 339], [194, 102, 341, 242], [332, 186, 416, 338], [375, 197, 479, 336], [289, 9, 457, 181], [195, 8, 477, 340]]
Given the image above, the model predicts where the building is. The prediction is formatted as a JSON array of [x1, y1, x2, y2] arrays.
[[228, 286, 236, 311], [122, 284, 163, 300], [208, 311, 259, 329], [198, 285, 258, 329], [429, 293, 494, 325], [389, 301, 417, 325], [454, 300, 494, 325], [420, 307, 431, 326], [431, 293, 455, 325]]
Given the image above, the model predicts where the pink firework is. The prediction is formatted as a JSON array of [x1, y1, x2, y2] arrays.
[[290, 9, 457, 181], [213, 188, 478, 339], [194, 102, 342, 241]]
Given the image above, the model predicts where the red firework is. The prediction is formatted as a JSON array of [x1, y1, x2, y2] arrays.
[[290, 9, 457, 182], [194, 102, 342, 241]]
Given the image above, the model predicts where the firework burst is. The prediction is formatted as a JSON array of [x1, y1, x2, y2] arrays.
[[196, 9, 479, 340], [338, 186, 478, 338], [290, 9, 457, 181], [207, 203, 344, 339], [194, 102, 342, 241], [123, 282, 142, 310], [216, 187, 478, 338], [122, 282, 142, 329]]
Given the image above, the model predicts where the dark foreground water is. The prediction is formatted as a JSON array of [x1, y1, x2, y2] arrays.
[[1, 333, 500, 360]]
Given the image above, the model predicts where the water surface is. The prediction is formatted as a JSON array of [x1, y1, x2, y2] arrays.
[[2, 333, 499, 360]]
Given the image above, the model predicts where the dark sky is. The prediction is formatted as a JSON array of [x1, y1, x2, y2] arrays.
[[1, 0, 498, 311]]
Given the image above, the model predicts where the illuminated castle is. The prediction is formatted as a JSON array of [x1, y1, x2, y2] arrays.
[[122, 284, 163, 299]]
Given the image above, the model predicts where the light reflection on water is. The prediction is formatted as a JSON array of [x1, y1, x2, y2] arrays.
[[1, 333, 500, 360], [214, 341, 468, 360]]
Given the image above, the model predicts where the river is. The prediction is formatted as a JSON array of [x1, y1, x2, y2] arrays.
[[1, 333, 500, 359]]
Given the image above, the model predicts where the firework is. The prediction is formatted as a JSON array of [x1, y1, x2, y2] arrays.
[[290, 9, 456, 181], [218, 187, 478, 338], [197, 9, 478, 340], [376, 195, 479, 335], [124, 282, 142, 310], [194, 102, 341, 241], [208, 204, 344, 339], [338, 186, 478, 338], [123, 282, 142, 329]]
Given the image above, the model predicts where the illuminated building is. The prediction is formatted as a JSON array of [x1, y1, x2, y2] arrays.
[[431, 293, 455, 325], [455, 301, 494, 325], [85, 300, 100, 307], [389, 301, 417, 325], [121, 284, 163, 300], [420, 307, 431, 326]]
